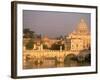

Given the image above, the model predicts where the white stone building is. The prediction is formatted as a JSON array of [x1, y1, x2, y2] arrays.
[[65, 19, 90, 51]]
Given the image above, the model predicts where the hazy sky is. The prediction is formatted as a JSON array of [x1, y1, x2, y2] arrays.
[[23, 10, 90, 38]]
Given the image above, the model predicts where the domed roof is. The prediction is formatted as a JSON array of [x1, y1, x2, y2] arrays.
[[43, 35, 50, 41], [76, 19, 89, 35]]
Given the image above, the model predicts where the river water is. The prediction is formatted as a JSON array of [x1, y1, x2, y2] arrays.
[[23, 58, 90, 69]]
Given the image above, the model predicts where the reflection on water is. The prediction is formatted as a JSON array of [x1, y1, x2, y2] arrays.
[[23, 58, 90, 69]]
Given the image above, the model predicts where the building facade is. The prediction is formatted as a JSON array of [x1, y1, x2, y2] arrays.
[[65, 19, 90, 51]]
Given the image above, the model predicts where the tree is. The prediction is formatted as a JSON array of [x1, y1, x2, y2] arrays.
[[23, 28, 30, 34], [25, 40, 34, 50], [50, 43, 60, 50], [77, 49, 91, 62], [29, 31, 35, 38], [50, 42, 65, 50], [37, 34, 42, 39], [56, 35, 64, 40], [23, 28, 35, 38], [43, 44, 48, 49], [85, 53, 91, 63]]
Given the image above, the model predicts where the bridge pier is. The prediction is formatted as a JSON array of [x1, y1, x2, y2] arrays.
[[34, 58, 44, 64], [56, 57, 64, 63]]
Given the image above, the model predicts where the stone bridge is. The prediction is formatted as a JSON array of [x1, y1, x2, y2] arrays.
[[23, 50, 80, 64]]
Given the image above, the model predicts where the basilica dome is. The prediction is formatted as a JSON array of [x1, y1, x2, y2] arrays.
[[76, 19, 89, 35]]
